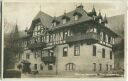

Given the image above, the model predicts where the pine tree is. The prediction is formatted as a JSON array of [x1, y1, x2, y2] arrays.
[[4, 24, 23, 71]]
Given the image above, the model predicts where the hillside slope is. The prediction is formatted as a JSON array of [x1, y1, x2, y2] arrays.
[[107, 14, 124, 38]]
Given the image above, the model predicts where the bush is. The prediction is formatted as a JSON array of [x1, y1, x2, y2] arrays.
[[4, 69, 21, 78]]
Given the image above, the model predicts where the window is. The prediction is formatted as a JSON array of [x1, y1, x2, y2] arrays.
[[105, 34, 108, 43], [103, 33, 106, 42], [74, 15, 79, 20], [93, 63, 96, 71], [100, 32, 103, 41], [35, 52, 37, 59], [108, 36, 111, 44], [66, 63, 75, 71], [41, 51, 44, 58], [106, 64, 108, 71], [112, 38, 115, 44], [42, 36, 44, 42], [93, 16, 96, 20], [110, 51, 112, 59], [26, 54, 30, 59], [74, 44, 80, 56], [34, 64, 37, 70], [37, 37, 40, 42], [48, 65, 53, 70], [105, 23, 108, 27], [63, 31, 68, 39], [99, 19, 102, 23], [63, 47, 68, 57], [93, 45, 96, 56], [49, 35, 53, 42], [110, 37, 113, 44], [33, 24, 42, 37], [49, 50, 54, 56], [99, 64, 102, 71], [102, 48, 105, 58], [89, 28, 93, 32], [63, 19, 66, 24], [93, 28, 97, 33], [40, 64, 43, 70], [110, 65, 112, 70], [53, 22, 56, 26]]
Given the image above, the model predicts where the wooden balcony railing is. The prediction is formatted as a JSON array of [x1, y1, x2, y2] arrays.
[[66, 32, 100, 43], [41, 56, 56, 64], [28, 42, 46, 49]]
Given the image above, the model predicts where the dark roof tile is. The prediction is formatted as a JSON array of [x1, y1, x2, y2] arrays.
[[50, 8, 92, 30]]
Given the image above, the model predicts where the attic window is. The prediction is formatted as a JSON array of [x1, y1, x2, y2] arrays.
[[63, 19, 67, 24], [62, 15, 70, 24], [75, 15, 79, 20], [99, 19, 102, 23], [53, 22, 56, 26], [73, 11, 82, 21], [52, 18, 60, 27]]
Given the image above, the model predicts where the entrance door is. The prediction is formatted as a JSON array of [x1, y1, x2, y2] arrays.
[[22, 63, 31, 73], [34, 64, 37, 70]]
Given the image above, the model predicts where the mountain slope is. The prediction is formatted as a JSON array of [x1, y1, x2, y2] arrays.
[[107, 14, 124, 38]]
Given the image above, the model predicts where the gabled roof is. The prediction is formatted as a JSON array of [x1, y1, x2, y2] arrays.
[[27, 5, 118, 37], [34, 11, 53, 27], [50, 7, 92, 30], [28, 11, 53, 32]]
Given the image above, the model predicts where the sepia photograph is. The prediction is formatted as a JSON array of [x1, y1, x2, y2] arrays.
[[3, 0, 125, 79]]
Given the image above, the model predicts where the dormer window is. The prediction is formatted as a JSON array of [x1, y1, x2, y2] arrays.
[[75, 15, 79, 20], [62, 13, 70, 24], [99, 19, 102, 23], [52, 19, 60, 26], [73, 11, 82, 21], [52, 17, 60, 27], [93, 28, 97, 33], [63, 19, 67, 24], [53, 22, 56, 26]]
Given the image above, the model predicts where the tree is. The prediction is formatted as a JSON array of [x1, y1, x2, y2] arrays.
[[4, 24, 23, 71]]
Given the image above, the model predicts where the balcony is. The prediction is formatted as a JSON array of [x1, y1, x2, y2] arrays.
[[41, 56, 56, 64], [66, 32, 100, 44], [28, 42, 46, 50]]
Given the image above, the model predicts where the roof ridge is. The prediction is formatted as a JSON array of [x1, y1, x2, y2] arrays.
[[34, 11, 53, 20], [39, 11, 53, 18]]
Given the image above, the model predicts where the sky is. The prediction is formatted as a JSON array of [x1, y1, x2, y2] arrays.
[[4, 0, 126, 32]]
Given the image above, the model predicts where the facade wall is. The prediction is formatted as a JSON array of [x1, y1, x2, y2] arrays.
[[18, 49, 57, 75], [16, 41, 114, 75], [56, 43, 114, 75]]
